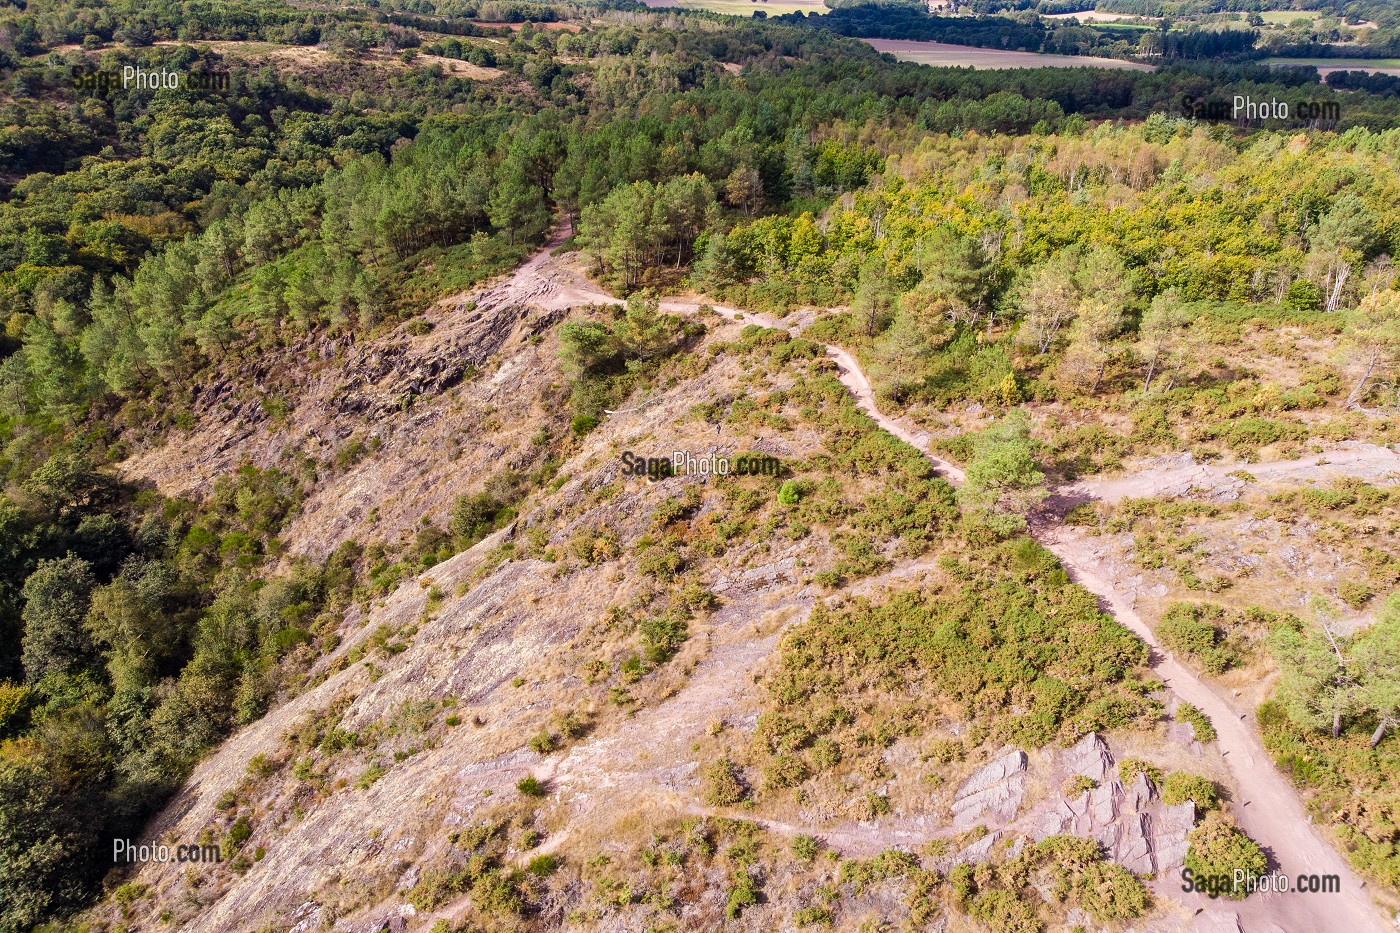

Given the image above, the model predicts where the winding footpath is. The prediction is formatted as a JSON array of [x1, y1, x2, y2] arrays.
[[473, 244, 1393, 929], [655, 299, 1390, 932]]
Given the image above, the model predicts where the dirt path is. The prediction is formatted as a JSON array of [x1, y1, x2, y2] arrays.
[[1058, 443, 1399, 509], [496, 249, 1387, 930], [651, 306, 1387, 931], [471, 224, 616, 314]]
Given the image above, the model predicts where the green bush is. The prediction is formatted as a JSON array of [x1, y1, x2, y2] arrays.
[[1184, 814, 1267, 899], [778, 480, 801, 505], [516, 775, 548, 798], [763, 754, 809, 790], [725, 870, 759, 919], [527, 853, 559, 877], [702, 758, 747, 806], [1158, 603, 1239, 674], [1162, 772, 1218, 811], [794, 905, 833, 926], [640, 614, 688, 664], [1117, 757, 1163, 785], [1176, 702, 1217, 743], [792, 834, 820, 862], [969, 889, 1039, 933]]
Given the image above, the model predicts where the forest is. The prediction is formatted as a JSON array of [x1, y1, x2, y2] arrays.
[[1, 0, 1399, 927]]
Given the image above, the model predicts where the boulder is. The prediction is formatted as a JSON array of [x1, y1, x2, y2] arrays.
[[1063, 733, 1113, 782], [951, 750, 1028, 829]]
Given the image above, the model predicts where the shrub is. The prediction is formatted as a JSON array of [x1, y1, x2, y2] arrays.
[[792, 834, 820, 862], [529, 730, 556, 754], [865, 792, 891, 817], [1064, 774, 1097, 796], [0, 682, 33, 737], [1158, 603, 1238, 674], [1339, 579, 1374, 610], [221, 816, 253, 860], [516, 775, 548, 798], [1162, 772, 1218, 812], [1184, 814, 1267, 899], [1117, 758, 1163, 786], [1064, 503, 1098, 526], [1176, 702, 1217, 743], [794, 905, 833, 926], [702, 758, 747, 806], [1070, 858, 1149, 920], [810, 737, 842, 770], [640, 613, 688, 664], [969, 889, 1039, 933], [726, 870, 759, 919], [764, 754, 809, 790], [527, 854, 559, 877], [355, 764, 387, 789], [778, 480, 801, 505]]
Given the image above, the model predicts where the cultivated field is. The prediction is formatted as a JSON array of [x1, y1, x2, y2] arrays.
[[1043, 10, 1153, 23], [1267, 56, 1400, 76], [865, 38, 1154, 71]]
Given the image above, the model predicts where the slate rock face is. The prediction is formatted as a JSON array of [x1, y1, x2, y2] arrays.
[[1036, 735, 1196, 878], [1063, 732, 1113, 783], [951, 749, 1028, 829]]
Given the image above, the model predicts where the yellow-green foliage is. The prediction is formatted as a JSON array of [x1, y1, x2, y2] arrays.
[[763, 555, 1150, 754], [1184, 814, 1268, 899], [1258, 699, 1400, 891]]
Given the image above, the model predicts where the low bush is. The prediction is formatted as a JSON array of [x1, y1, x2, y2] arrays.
[[1184, 813, 1267, 899]]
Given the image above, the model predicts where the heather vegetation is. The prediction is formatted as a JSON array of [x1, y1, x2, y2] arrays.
[[2, 0, 1400, 926]]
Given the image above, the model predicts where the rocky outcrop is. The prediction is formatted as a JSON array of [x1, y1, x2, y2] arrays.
[[1036, 735, 1195, 877], [950, 749, 1028, 829], [1063, 732, 1113, 783]]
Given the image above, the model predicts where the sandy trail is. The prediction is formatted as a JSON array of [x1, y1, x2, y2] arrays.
[[669, 300, 1385, 932], [490, 248, 1388, 931], [1047, 444, 1400, 514]]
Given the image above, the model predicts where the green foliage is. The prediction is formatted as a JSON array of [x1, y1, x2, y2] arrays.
[[1184, 814, 1268, 899], [1161, 772, 1219, 812], [839, 849, 918, 893], [958, 410, 1046, 533], [516, 775, 548, 798], [1158, 603, 1240, 674], [765, 568, 1148, 751], [725, 869, 759, 919], [1176, 702, 1217, 743], [791, 834, 820, 862], [527, 853, 559, 877], [702, 758, 747, 807], [639, 614, 688, 666], [777, 480, 801, 506], [558, 299, 703, 425], [1117, 757, 1164, 786]]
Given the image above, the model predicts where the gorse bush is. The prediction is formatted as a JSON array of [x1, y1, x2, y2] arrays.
[[1185, 814, 1268, 899], [1158, 603, 1240, 674], [764, 561, 1149, 752]]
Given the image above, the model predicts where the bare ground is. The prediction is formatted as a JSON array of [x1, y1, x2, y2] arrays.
[[114, 241, 1392, 932]]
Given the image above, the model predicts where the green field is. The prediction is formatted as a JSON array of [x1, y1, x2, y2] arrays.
[[643, 0, 828, 14], [1266, 56, 1400, 75], [1254, 10, 1318, 24]]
